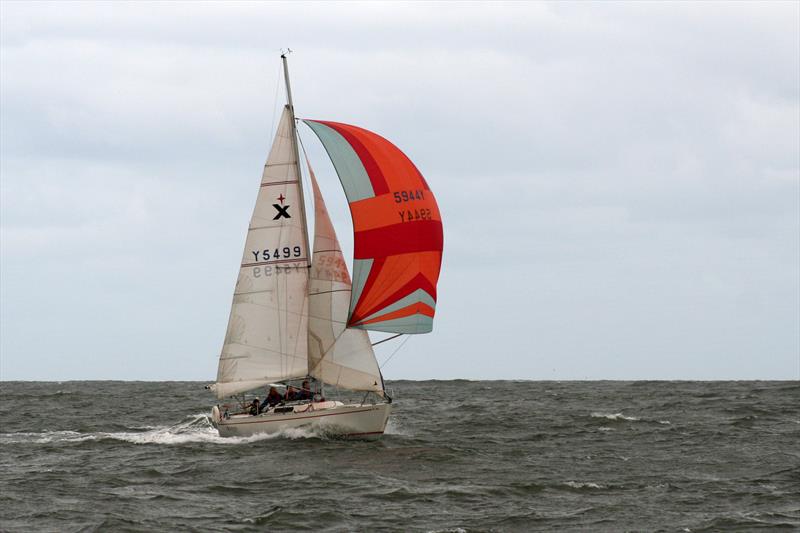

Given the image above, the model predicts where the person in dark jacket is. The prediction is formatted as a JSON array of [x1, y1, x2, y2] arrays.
[[298, 380, 313, 401], [285, 386, 299, 402], [260, 387, 283, 411]]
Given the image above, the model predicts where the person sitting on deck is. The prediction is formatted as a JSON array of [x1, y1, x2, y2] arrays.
[[285, 386, 299, 402], [248, 398, 260, 416], [260, 387, 283, 411], [298, 380, 313, 401]]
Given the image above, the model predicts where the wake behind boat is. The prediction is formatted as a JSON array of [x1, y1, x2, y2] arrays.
[[207, 53, 443, 439]]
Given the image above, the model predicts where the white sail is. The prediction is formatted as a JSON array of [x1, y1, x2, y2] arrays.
[[215, 107, 310, 399], [307, 164, 384, 394]]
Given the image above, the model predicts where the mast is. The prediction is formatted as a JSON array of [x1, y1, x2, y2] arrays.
[[283, 51, 318, 396], [281, 51, 312, 267]]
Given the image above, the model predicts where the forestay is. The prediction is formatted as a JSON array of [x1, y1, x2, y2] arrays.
[[307, 163, 383, 394], [215, 107, 310, 399], [303, 120, 443, 334]]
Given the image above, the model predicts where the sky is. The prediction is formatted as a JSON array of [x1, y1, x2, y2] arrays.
[[1, 1, 798, 381]]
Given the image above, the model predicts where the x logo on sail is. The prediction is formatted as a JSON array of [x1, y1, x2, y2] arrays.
[[272, 204, 291, 220]]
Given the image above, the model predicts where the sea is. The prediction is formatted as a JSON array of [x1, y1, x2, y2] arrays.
[[0, 380, 798, 532]]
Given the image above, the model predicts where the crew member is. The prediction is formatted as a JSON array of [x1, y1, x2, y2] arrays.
[[260, 387, 283, 411], [298, 380, 313, 401], [285, 385, 299, 402]]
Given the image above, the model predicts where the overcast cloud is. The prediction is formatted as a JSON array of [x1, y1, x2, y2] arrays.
[[1, 1, 798, 380]]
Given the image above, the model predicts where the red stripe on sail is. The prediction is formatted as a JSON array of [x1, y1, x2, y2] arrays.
[[313, 121, 390, 196], [354, 302, 436, 327], [349, 273, 437, 325], [349, 256, 387, 326], [353, 220, 443, 259]]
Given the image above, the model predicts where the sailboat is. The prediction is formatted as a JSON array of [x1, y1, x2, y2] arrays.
[[208, 53, 443, 439]]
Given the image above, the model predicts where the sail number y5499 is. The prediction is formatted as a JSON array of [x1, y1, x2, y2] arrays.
[[251, 246, 302, 262]]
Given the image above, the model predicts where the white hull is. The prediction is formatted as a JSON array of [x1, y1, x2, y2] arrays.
[[211, 401, 391, 440]]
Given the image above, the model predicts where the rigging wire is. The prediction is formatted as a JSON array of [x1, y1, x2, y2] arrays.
[[295, 129, 316, 251], [379, 335, 411, 369], [296, 124, 314, 171], [372, 333, 403, 347]]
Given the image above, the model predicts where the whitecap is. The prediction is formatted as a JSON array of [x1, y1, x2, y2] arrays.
[[0, 430, 97, 444], [384, 417, 411, 436], [590, 412, 639, 421], [564, 481, 603, 489], [100, 415, 325, 445]]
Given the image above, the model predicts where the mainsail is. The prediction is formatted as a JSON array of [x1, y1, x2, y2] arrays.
[[215, 107, 310, 399], [306, 163, 383, 394], [303, 120, 443, 334]]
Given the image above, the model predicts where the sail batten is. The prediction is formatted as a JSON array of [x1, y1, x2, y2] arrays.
[[303, 119, 443, 334]]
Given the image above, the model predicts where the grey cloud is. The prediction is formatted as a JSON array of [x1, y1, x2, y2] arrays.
[[1, 1, 797, 380]]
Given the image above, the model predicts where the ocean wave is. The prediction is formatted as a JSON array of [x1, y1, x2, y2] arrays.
[[589, 412, 673, 426], [563, 481, 604, 490], [113, 423, 324, 445], [384, 417, 411, 436], [0, 413, 326, 446], [3, 381, 798, 532], [0, 430, 97, 444], [590, 412, 639, 421]]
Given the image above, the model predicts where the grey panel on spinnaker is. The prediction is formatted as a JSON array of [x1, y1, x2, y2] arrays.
[[303, 120, 375, 202]]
